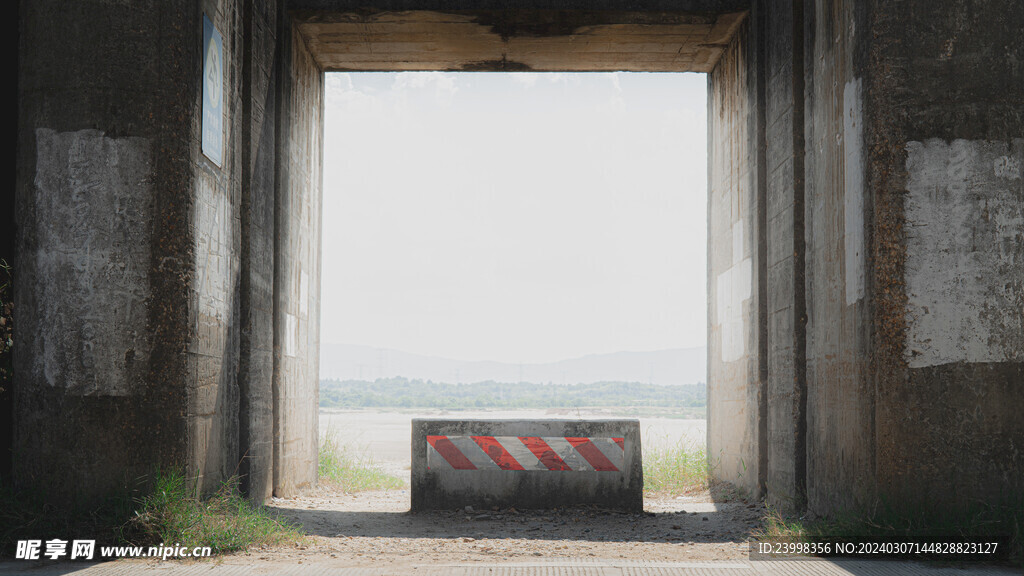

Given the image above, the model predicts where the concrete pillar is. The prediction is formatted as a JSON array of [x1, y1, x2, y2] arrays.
[[764, 0, 808, 513], [801, 0, 875, 514], [271, 13, 323, 498], [239, 0, 280, 503], [15, 0, 199, 503], [867, 0, 1024, 510], [707, 15, 767, 499], [14, 0, 321, 503]]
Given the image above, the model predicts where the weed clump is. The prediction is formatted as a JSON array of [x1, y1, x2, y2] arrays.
[[318, 430, 406, 492], [126, 471, 303, 554], [642, 440, 709, 495]]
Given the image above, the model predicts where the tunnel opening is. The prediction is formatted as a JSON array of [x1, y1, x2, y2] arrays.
[[316, 70, 710, 496], [247, 4, 763, 509]]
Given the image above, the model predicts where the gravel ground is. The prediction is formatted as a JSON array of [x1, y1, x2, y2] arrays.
[[249, 487, 766, 569]]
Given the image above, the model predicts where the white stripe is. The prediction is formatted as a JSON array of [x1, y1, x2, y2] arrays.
[[589, 437, 625, 469], [449, 436, 499, 469], [494, 436, 544, 470], [543, 437, 593, 472], [426, 442, 454, 471]]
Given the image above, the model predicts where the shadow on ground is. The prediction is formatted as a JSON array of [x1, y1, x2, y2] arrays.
[[271, 499, 763, 544]]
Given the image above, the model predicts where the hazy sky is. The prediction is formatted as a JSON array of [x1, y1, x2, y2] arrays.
[[321, 72, 707, 363]]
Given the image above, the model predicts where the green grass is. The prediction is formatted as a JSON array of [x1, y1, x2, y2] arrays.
[[318, 430, 406, 491], [756, 496, 1023, 567], [643, 440, 710, 495], [125, 470, 304, 554], [2, 471, 304, 558]]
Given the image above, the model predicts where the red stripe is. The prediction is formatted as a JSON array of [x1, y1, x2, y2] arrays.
[[518, 437, 572, 471], [613, 437, 625, 451], [427, 435, 476, 470], [566, 437, 619, 471], [471, 436, 525, 470]]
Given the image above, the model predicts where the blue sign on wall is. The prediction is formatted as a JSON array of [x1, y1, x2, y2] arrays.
[[202, 14, 224, 167]]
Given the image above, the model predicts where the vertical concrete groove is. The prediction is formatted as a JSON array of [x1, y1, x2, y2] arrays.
[[704, 72, 713, 471], [147, 0, 192, 490], [0, 0, 16, 482], [271, 0, 289, 497], [859, 0, 877, 511], [754, 0, 769, 500], [792, 0, 808, 513], [238, 0, 254, 498]]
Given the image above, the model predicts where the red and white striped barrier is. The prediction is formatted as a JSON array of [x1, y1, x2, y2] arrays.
[[412, 419, 642, 512], [427, 435, 625, 472]]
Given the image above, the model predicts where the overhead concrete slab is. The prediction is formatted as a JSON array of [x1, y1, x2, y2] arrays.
[[293, 9, 746, 72]]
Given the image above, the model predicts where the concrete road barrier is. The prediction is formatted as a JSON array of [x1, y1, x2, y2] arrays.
[[411, 419, 642, 512]]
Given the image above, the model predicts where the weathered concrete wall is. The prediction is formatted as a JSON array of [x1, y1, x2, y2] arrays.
[[707, 16, 764, 498], [272, 19, 323, 497], [239, 0, 281, 503], [803, 0, 874, 514], [14, 0, 320, 503], [15, 0, 197, 503], [0, 3, 15, 481], [868, 0, 1024, 508], [189, 0, 244, 496], [712, 0, 1023, 517], [763, 0, 806, 512], [411, 419, 642, 512]]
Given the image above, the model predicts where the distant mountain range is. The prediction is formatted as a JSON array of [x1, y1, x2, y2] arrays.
[[318, 343, 706, 386]]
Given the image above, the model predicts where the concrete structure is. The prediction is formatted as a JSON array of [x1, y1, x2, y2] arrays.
[[10, 0, 1023, 521], [704, 0, 1024, 515], [411, 419, 643, 512]]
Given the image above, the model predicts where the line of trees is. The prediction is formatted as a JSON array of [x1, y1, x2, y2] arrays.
[[319, 377, 706, 409]]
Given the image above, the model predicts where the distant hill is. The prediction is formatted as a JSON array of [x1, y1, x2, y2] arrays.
[[318, 343, 706, 386]]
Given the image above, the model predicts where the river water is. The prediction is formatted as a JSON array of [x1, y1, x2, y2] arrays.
[[319, 408, 706, 474]]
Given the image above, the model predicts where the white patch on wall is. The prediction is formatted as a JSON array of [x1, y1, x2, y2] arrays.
[[904, 138, 1024, 368], [993, 155, 1022, 180], [717, 221, 752, 363], [843, 78, 865, 305], [33, 129, 152, 396], [285, 313, 300, 358]]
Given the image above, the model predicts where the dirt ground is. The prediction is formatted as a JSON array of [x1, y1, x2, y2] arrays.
[[252, 486, 766, 570]]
